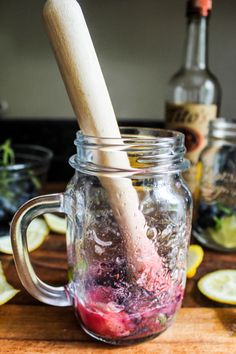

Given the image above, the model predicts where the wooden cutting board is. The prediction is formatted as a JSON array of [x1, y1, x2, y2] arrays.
[[0, 183, 235, 354], [0, 306, 235, 353]]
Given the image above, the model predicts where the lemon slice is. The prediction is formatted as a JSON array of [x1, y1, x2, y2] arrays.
[[208, 215, 236, 248], [0, 261, 19, 305], [44, 213, 67, 234], [0, 218, 49, 254], [198, 270, 236, 305], [187, 244, 204, 278]]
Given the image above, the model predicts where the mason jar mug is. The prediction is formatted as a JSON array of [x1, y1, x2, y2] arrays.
[[11, 128, 192, 345]]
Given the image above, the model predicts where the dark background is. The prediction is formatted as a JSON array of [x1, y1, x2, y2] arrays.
[[0, 118, 163, 181]]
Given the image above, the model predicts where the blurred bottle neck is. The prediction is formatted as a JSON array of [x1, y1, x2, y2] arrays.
[[183, 15, 209, 71]]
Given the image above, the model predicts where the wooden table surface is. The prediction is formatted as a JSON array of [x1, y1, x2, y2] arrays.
[[0, 184, 235, 353]]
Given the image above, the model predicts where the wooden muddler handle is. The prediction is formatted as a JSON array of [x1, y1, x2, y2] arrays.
[[43, 0, 162, 290]]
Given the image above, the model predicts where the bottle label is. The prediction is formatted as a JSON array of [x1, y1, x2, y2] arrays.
[[166, 103, 217, 164]]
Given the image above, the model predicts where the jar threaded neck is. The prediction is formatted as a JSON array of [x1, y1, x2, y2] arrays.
[[69, 128, 189, 177], [209, 119, 236, 141]]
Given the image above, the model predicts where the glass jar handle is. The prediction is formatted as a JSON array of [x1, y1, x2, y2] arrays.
[[10, 193, 72, 307]]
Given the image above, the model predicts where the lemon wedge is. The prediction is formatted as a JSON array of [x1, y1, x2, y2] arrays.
[[198, 270, 236, 305], [208, 215, 236, 248], [0, 218, 49, 254], [44, 213, 67, 234], [0, 261, 19, 305], [187, 244, 204, 278]]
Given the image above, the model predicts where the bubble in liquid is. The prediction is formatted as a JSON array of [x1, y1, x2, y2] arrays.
[[92, 231, 112, 247], [161, 224, 173, 238], [175, 181, 181, 189], [116, 257, 123, 265], [94, 245, 104, 255], [146, 227, 158, 240]]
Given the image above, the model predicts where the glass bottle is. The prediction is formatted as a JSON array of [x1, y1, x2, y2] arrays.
[[165, 0, 221, 195], [193, 119, 236, 252]]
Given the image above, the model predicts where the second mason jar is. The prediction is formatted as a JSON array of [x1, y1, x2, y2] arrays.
[[193, 119, 236, 252], [11, 128, 192, 345]]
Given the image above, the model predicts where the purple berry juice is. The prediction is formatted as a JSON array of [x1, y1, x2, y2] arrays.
[[73, 259, 184, 344]]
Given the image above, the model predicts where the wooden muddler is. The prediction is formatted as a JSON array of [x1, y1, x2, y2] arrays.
[[43, 0, 162, 290]]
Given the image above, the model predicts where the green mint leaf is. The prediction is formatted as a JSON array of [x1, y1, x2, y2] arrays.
[[213, 216, 222, 231], [0, 139, 15, 166], [217, 203, 233, 216]]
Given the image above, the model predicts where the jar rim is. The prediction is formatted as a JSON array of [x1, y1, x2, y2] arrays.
[[76, 126, 184, 142], [209, 118, 236, 140], [70, 127, 189, 177]]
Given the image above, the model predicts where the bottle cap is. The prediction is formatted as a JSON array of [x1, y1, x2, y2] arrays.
[[187, 0, 212, 17]]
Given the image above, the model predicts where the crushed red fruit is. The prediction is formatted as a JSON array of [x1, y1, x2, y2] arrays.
[[75, 283, 183, 340]]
